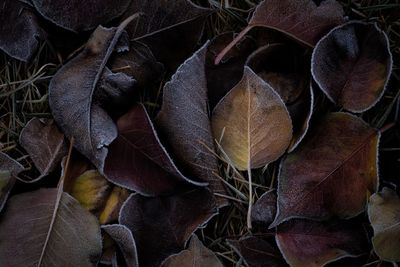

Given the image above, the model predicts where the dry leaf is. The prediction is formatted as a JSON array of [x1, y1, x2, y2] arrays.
[[251, 190, 277, 227], [0, 152, 24, 212]]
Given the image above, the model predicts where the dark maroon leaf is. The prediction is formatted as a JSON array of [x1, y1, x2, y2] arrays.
[[104, 104, 206, 195], [0, 152, 24, 212], [0, 0, 44, 61], [31, 0, 132, 32], [251, 190, 277, 227], [311, 22, 392, 112], [228, 236, 285, 267], [276, 219, 369, 267], [19, 118, 67, 182], [119, 189, 218, 267], [156, 42, 228, 207]]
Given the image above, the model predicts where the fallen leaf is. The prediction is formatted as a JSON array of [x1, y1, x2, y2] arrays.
[[31, 0, 132, 32], [272, 112, 379, 227], [156, 42, 227, 206], [99, 186, 130, 225], [228, 236, 284, 267], [276, 219, 368, 267], [119, 189, 218, 267], [49, 15, 139, 171], [246, 43, 313, 151], [215, 0, 344, 64], [161, 234, 223, 267], [105, 104, 205, 195], [0, 0, 44, 61], [102, 224, 139, 267], [0, 188, 102, 266], [0, 152, 24, 212], [368, 187, 400, 262], [251, 190, 277, 227], [19, 118, 67, 182], [211, 67, 293, 170], [311, 22, 392, 112]]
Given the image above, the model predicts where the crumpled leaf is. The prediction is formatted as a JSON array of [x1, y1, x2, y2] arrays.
[[120, 189, 218, 267], [215, 0, 344, 64], [102, 224, 139, 267], [276, 219, 368, 267], [0, 188, 102, 266], [212, 67, 293, 170], [105, 104, 206, 195], [311, 22, 392, 112], [49, 16, 138, 172], [161, 234, 223, 267], [228, 236, 284, 267], [156, 42, 227, 206], [246, 43, 313, 151], [19, 118, 67, 182], [0, 0, 44, 61], [272, 112, 379, 227], [251, 190, 277, 227], [0, 152, 24, 212], [31, 0, 132, 32], [368, 187, 400, 262], [123, 0, 212, 70]]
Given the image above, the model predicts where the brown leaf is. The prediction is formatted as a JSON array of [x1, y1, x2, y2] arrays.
[[161, 234, 223, 267], [215, 0, 344, 64], [211, 67, 293, 170], [119, 189, 218, 267], [0, 188, 102, 266], [0, 152, 24, 212], [246, 43, 313, 151], [19, 118, 67, 182], [368, 187, 400, 262], [311, 22, 392, 112], [251, 190, 277, 227], [105, 104, 206, 195], [276, 219, 368, 267], [272, 113, 379, 227], [0, 0, 44, 61], [49, 16, 138, 171], [156, 42, 227, 207], [31, 0, 132, 32], [228, 236, 285, 267]]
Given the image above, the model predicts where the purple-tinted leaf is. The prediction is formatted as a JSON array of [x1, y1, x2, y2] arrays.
[[0, 152, 24, 212], [276, 219, 368, 267], [311, 22, 392, 112], [251, 190, 277, 227], [156, 42, 228, 206], [0, 0, 44, 62], [19, 118, 67, 182], [119, 189, 218, 267], [31, 0, 132, 32], [104, 104, 206, 195]]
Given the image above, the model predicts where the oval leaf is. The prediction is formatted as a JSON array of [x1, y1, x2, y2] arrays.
[[272, 112, 379, 227], [311, 22, 392, 112], [211, 67, 292, 170], [251, 190, 277, 227], [368, 187, 400, 262], [0, 188, 102, 266]]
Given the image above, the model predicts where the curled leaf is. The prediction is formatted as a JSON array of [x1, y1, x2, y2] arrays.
[[0, 152, 24, 212], [272, 113, 379, 227], [311, 22, 392, 112], [368, 188, 400, 262], [211, 67, 292, 170]]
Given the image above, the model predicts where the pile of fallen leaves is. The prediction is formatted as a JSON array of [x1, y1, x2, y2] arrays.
[[0, 0, 399, 266]]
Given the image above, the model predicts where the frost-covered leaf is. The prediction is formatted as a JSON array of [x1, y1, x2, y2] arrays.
[[0, 152, 24, 212], [251, 190, 277, 227]]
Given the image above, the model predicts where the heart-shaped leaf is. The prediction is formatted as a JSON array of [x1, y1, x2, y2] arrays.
[[0, 188, 102, 266], [211, 67, 293, 170], [0, 152, 24, 212], [0, 0, 44, 61], [31, 0, 132, 32], [105, 104, 206, 195], [272, 112, 379, 227], [311, 22, 392, 112], [368, 187, 400, 262], [276, 219, 368, 267], [156, 42, 227, 206], [49, 16, 138, 172], [19, 118, 67, 182], [119, 189, 218, 267], [161, 234, 223, 267], [215, 0, 344, 64]]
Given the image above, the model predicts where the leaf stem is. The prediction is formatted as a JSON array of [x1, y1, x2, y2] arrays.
[[247, 167, 253, 229]]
